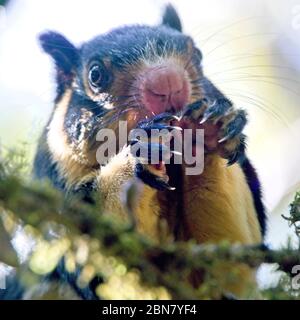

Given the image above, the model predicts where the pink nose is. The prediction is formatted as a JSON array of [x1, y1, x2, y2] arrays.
[[141, 66, 189, 114]]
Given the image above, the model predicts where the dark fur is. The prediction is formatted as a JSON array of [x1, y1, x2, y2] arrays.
[[239, 156, 267, 236], [80, 26, 190, 70], [33, 131, 67, 191]]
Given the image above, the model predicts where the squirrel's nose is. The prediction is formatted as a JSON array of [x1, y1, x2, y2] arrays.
[[140, 65, 190, 114]]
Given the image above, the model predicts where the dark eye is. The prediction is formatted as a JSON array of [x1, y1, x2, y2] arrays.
[[89, 65, 102, 85], [88, 62, 111, 91]]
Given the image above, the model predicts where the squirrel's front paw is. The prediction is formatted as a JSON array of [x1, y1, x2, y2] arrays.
[[130, 113, 181, 191], [180, 98, 247, 165]]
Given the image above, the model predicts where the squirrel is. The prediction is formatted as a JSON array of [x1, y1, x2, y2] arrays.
[[32, 4, 266, 298]]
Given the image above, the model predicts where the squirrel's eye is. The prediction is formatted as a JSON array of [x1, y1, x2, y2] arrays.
[[88, 62, 112, 92], [89, 64, 103, 87]]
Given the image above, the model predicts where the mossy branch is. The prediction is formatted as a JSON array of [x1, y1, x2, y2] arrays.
[[0, 153, 300, 299]]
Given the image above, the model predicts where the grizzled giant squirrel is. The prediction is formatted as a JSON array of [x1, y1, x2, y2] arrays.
[[33, 4, 266, 298]]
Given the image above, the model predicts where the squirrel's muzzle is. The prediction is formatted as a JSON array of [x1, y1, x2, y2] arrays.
[[138, 63, 190, 115]]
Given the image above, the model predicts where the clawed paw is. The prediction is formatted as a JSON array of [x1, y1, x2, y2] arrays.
[[130, 113, 181, 191], [178, 98, 247, 165], [130, 98, 247, 191]]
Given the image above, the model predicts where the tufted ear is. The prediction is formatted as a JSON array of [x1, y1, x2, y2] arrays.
[[161, 4, 182, 32], [39, 31, 80, 98], [39, 31, 79, 76]]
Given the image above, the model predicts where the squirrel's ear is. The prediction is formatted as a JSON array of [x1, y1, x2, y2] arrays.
[[39, 31, 79, 75], [161, 4, 182, 32]]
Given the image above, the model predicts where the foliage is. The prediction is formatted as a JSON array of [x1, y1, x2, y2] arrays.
[[0, 148, 300, 300]]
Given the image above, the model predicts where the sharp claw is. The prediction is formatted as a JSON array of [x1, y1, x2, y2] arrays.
[[158, 125, 182, 131], [218, 130, 237, 143], [199, 114, 210, 124], [168, 115, 180, 122], [171, 150, 182, 156], [167, 186, 176, 191], [199, 99, 233, 124], [160, 180, 176, 191], [218, 135, 230, 143], [168, 126, 182, 131]]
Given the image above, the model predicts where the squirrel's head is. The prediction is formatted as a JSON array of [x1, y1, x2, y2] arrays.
[[40, 4, 205, 168], [40, 4, 204, 117]]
